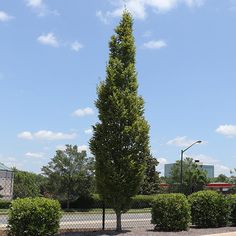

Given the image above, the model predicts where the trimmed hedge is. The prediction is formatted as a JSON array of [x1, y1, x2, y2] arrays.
[[189, 190, 231, 228], [0, 199, 11, 209], [60, 194, 155, 210], [131, 195, 155, 209], [151, 193, 191, 231], [7, 197, 62, 236]]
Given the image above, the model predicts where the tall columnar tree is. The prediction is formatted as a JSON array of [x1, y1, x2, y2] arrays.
[[90, 11, 150, 231]]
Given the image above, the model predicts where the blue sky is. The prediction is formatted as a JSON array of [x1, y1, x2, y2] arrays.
[[0, 0, 236, 176]]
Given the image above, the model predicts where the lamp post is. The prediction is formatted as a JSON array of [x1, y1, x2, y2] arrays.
[[180, 140, 202, 192]]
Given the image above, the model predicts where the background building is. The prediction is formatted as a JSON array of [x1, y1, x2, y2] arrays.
[[0, 163, 14, 200], [164, 163, 214, 178]]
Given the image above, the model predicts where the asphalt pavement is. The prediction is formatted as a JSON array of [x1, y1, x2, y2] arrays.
[[0, 213, 152, 230]]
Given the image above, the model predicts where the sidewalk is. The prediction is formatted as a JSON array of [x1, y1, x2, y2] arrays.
[[204, 233, 236, 236]]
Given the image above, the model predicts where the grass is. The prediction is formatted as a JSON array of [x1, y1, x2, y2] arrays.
[[0, 209, 8, 215], [63, 208, 151, 214], [0, 208, 151, 215]]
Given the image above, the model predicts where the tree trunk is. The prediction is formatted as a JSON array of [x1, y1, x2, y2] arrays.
[[116, 211, 122, 231]]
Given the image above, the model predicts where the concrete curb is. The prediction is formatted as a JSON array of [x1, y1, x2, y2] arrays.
[[203, 232, 236, 236]]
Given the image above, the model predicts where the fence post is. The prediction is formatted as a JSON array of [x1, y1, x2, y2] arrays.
[[102, 201, 105, 230]]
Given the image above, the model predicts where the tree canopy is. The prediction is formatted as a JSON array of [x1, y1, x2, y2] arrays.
[[13, 168, 46, 199], [90, 11, 151, 231], [42, 145, 95, 209], [139, 155, 160, 195], [167, 157, 208, 195]]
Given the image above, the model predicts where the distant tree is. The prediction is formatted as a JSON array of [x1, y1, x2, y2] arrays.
[[90, 11, 150, 231], [13, 168, 46, 198], [167, 158, 208, 195], [211, 174, 229, 183], [42, 145, 95, 209], [139, 155, 160, 195]]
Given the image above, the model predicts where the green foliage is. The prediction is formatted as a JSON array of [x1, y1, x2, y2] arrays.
[[7, 197, 62, 236], [131, 195, 155, 209], [167, 158, 208, 195], [210, 174, 230, 183], [188, 190, 231, 228], [0, 199, 11, 209], [139, 155, 160, 195], [13, 168, 47, 199], [90, 11, 150, 230], [42, 145, 95, 209], [228, 194, 236, 225], [60, 195, 102, 210], [151, 193, 191, 231], [60, 194, 158, 210]]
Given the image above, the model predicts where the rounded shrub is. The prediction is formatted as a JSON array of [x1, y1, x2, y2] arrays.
[[188, 190, 231, 228], [7, 197, 62, 236], [151, 193, 191, 231], [228, 194, 236, 225]]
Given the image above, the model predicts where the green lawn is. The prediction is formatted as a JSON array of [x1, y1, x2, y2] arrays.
[[0, 209, 8, 215], [0, 208, 151, 215], [63, 208, 151, 214]]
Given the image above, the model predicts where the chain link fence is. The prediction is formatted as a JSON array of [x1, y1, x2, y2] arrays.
[[0, 173, 153, 233]]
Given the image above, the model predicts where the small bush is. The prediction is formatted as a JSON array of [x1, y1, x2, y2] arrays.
[[7, 197, 62, 236], [228, 194, 236, 225], [0, 199, 11, 209], [151, 193, 191, 231], [189, 190, 231, 228]]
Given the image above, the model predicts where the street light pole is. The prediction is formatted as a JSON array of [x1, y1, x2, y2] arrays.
[[180, 140, 202, 192], [180, 149, 184, 192]]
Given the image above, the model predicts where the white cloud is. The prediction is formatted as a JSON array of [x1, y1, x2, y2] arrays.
[[18, 131, 33, 140], [0, 155, 23, 170], [143, 30, 152, 38], [191, 154, 231, 176], [73, 107, 94, 117], [143, 40, 167, 49], [56, 145, 66, 151], [85, 129, 93, 135], [37, 33, 59, 47], [71, 41, 83, 52], [167, 136, 203, 148], [34, 130, 76, 140], [77, 145, 88, 152], [216, 124, 236, 138], [96, 11, 109, 24], [55, 145, 88, 152], [25, 0, 58, 17], [26, 0, 43, 8], [97, 0, 205, 22], [157, 157, 168, 176], [157, 157, 168, 165], [18, 130, 77, 141], [25, 152, 44, 158], [0, 11, 13, 22]]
